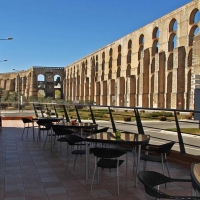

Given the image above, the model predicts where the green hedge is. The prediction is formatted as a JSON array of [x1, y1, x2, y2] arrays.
[[143, 111, 173, 118]]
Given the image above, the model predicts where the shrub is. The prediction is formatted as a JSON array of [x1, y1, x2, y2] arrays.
[[159, 116, 167, 121], [190, 112, 194, 117], [185, 115, 192, 120], [144, 111, 173, 118], [124, 117, 131, 122]]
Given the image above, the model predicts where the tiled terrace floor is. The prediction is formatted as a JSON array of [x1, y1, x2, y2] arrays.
[[0, 120, 195, 200]]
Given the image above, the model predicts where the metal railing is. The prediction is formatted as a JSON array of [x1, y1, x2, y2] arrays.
[[1, 102, 200, 156]]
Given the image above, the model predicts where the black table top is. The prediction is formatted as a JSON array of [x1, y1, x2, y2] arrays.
[[54, 122, 98, 129], [32, 117, 63, 122], [85, 132, 150, 145]]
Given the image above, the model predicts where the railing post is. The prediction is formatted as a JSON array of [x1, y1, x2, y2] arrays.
[[63, 105, 70, 122], [53, 105, 58, 117], [75, 105, 81, 123], [89, 106, 96, 124], [33, 103, 38, 117], [109, 107, 116, 132], [134, 108, 144, 135], [174, 111, 186, 154]]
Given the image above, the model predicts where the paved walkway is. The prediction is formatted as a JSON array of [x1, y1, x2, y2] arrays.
[[0, 120, 195, 199]]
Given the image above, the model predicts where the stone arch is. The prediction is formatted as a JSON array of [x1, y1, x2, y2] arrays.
[[152, 40, 159, 56], [152, 27, 159, 39], [109, 48, 113, 56], [127, 49, 132, 64], [128, 39, 132, 49], [108, 49, 113, 80], [169, 18, 177, 32], [139, 34, 144, 45], [188, 25, 199, 46], [167, 53, 173, 70], [108, 56, 112, 80], [168, 33, 177, 52], [189, 8, 199, 24], [102, 60, 105, 81], [117, 45, 121, 78], [102, 52, 105, 71], [117, 45, 121, 66]]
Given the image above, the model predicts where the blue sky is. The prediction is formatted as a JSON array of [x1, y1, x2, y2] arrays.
[[0, 0, 192, 73]]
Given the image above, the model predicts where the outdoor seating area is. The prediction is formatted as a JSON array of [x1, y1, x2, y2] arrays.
[[0, 119, 199, 200]]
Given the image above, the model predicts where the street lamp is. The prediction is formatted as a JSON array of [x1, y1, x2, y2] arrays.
[[0, 37, 13, 40]]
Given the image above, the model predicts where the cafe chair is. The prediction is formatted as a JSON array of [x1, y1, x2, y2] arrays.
[[191, 163, 200, 196], [51, 125, 75, 149], [65, 134, 85, 170], [21, 117, 34, 138], [140, 141, 175, 177], [37, 121, 53, 142], [138, 171, 200, 199], [90, 147, 126, 195], [43, 123, 56, 149]]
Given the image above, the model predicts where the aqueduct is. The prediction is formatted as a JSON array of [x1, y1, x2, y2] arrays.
[[0, 0, 200, 109]]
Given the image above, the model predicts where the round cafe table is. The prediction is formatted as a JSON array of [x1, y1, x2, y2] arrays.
[[53, 122, 98, 137]]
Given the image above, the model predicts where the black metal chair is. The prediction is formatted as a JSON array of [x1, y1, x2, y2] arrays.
[[36, 121, 53, 142], [52, 124, 74, 142], [64, 134, 85, 169], [138, 170, 200, 199], [191, 163, 200, 196], [90, 147, 126, 195], [140, 141, 175, 177], [21, 117, 34, 138], [42, 123, 55, 149]]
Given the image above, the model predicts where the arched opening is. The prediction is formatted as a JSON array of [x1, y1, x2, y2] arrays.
[[189, 25, 199, 46], [37, 74, 45, 97], [128, 40, 132, 49], [54, 75, 61, 89], [189, 8, 200, 24], [167, 53, 173, 70], [168, 33, 177, 52], [152, 40, 159, 56], [54, 89, 61, 99], [169, 18, 177, 32], [139, 34, 144, 45], [152, 27, 159, 39]]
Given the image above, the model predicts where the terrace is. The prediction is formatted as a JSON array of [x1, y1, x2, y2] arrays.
[[0, 122, 199, 199]]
